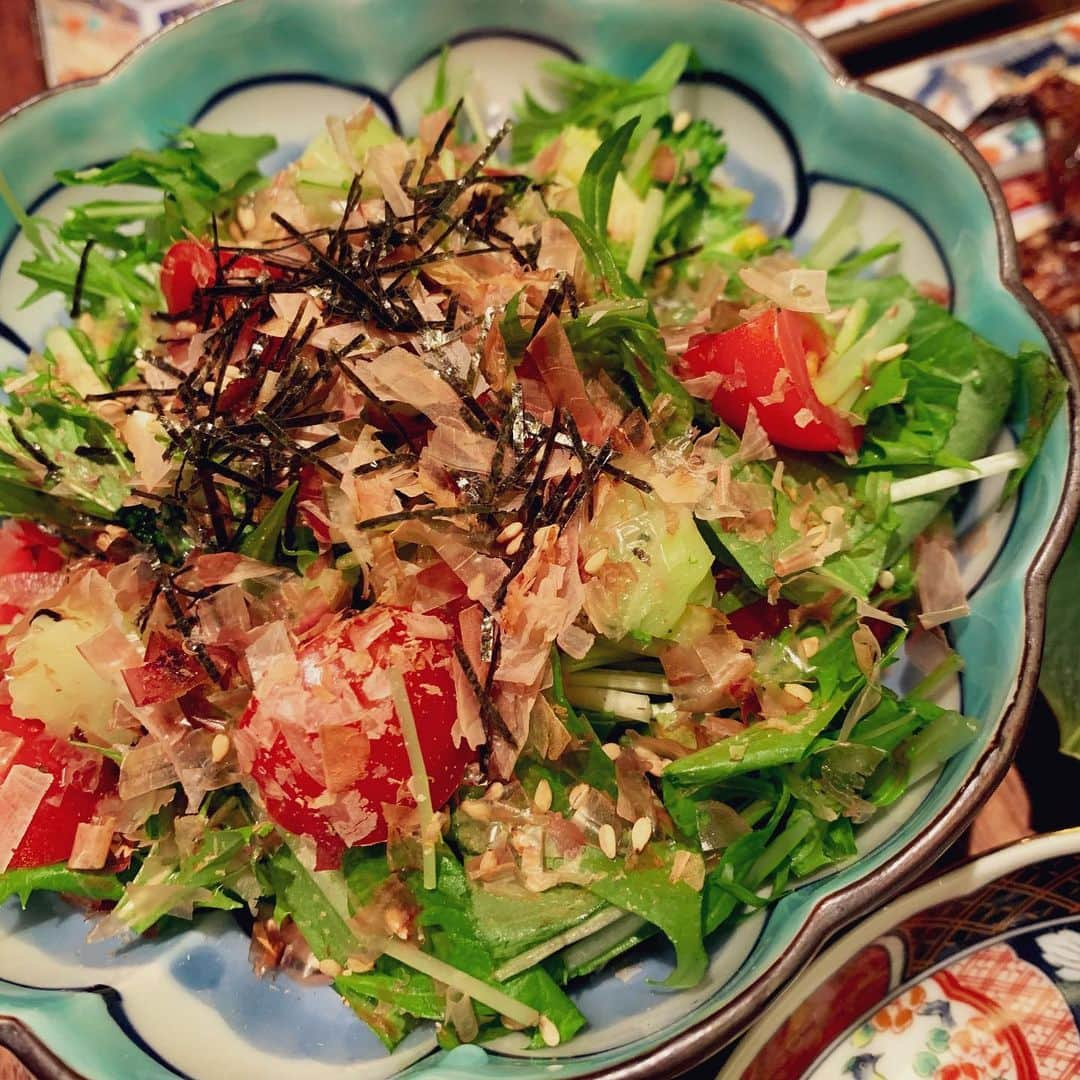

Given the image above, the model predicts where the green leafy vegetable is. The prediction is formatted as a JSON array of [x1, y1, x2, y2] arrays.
[[1001, 345, 1067, 502], [551, 209, 633, 299], [0, 354, 134, 519], [665, 624, 868, 787], [562, 296, 696, 435], [578, 118, 638, 237], [0, 863, 123, 907], [109, 820, 265, 935], [512, 45, 691, 161], [579, 842, 708, 989], [239, 482, 298, 564], [6, 128, 274, 318], [1041, 524, 1080, 761], [57, 128, 276, 238]]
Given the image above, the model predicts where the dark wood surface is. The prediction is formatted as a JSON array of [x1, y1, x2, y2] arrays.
[[0, 0, 46, 116]]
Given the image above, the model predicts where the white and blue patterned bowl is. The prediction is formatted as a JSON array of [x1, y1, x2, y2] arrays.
[[0, 2, 1076, 1078]]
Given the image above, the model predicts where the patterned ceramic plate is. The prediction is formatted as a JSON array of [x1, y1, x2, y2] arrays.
[[30, 0, 975, 89], [721, 829, 1080, 1079], [0, 1, 1076, 1078], [872, 13, 1080, 243]]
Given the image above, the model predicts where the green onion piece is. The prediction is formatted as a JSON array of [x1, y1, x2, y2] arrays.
[[381, 939, 542, 1029], [814, 298, 915, 408], [387, 668, 437, 890], [625, 186, 665, 283], [889, 449, 1026, 504], [805, 189, 863, 270]]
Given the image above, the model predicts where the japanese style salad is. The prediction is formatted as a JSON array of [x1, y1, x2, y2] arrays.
[[0, 45, 1064, 1052]]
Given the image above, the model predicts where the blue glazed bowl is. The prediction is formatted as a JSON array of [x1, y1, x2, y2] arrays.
[[0, 2, 1076, 1078]]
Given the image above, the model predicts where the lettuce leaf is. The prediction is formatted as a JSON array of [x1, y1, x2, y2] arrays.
[[0, 365, 133, 518], [110, 822, 263, 935], [1001, 345, 1067, 502], [275, 844, 585, 1051], [578, 841, 707, 989], [828, 276, 1014, 471], [404, 851, 585, 1048], [1040, 523, 1080, 761]]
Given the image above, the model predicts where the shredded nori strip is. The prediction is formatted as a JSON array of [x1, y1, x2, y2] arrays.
[[70, 239, 96, 319], [453, 639, 515, 751]]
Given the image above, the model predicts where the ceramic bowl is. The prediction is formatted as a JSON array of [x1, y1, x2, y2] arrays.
[[0, 1, 1076, 1078], [720, 829, 1080, 1079]]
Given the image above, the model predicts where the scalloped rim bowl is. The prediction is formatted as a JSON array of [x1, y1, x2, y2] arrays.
[[0, 2, 1077, 1078]]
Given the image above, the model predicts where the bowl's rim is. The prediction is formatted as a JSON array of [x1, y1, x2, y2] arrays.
[[0, 2, 1077, 1079]]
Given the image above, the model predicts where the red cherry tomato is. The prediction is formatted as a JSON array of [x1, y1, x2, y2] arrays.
[[160, 240, 218, 315], [0, 521, 65, 624], [160, 241, 275, 316], [0, 703, 118, 869], [239, 606, 474, 868], [0, 521, 64, 577], [680, 309, 863, 455], [726, 597, 794, 641]]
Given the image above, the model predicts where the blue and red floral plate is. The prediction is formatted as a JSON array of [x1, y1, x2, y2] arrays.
[[723, 828, 1080, 1080]]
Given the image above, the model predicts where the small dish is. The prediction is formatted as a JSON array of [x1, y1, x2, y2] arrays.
[[721, 828, 1080, 1079]]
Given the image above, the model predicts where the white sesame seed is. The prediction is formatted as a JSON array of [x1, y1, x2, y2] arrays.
[[672, 110, 692, 134], [631, 817, 652, 852], [821, 505, 845, 524], [602, 742, 622, 761], [598, 823, 618, 859], [211, 733, 231, 763], [497, 520, 524, 544], [568, 783, 590, 809], [533, 778, 553, 813], [539, 1015, 561, 1046], [237, 205, 256, 232], [801, 636, 821, 659], [825, 305, 850, 324], [384, 906, 410, 940], [505, 534, 524, 557], [583, 548, 609, 575], [669, 849, 691, 884], [460, 800, 491, 821], [485, 781, 505, 801], [877, 569, 896, 589], [783, 683, 813, 703], [318, 957, 342, 978], [874, 343, 909, 363]]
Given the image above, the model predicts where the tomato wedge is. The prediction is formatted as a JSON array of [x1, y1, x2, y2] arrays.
[[0, 704, 118, 869], [0, 521, 65, 625], [160, 240, 273, 316], [239, 606, 474, 868], [680, 309, 863, 455], [726, 597, 794, 641]]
